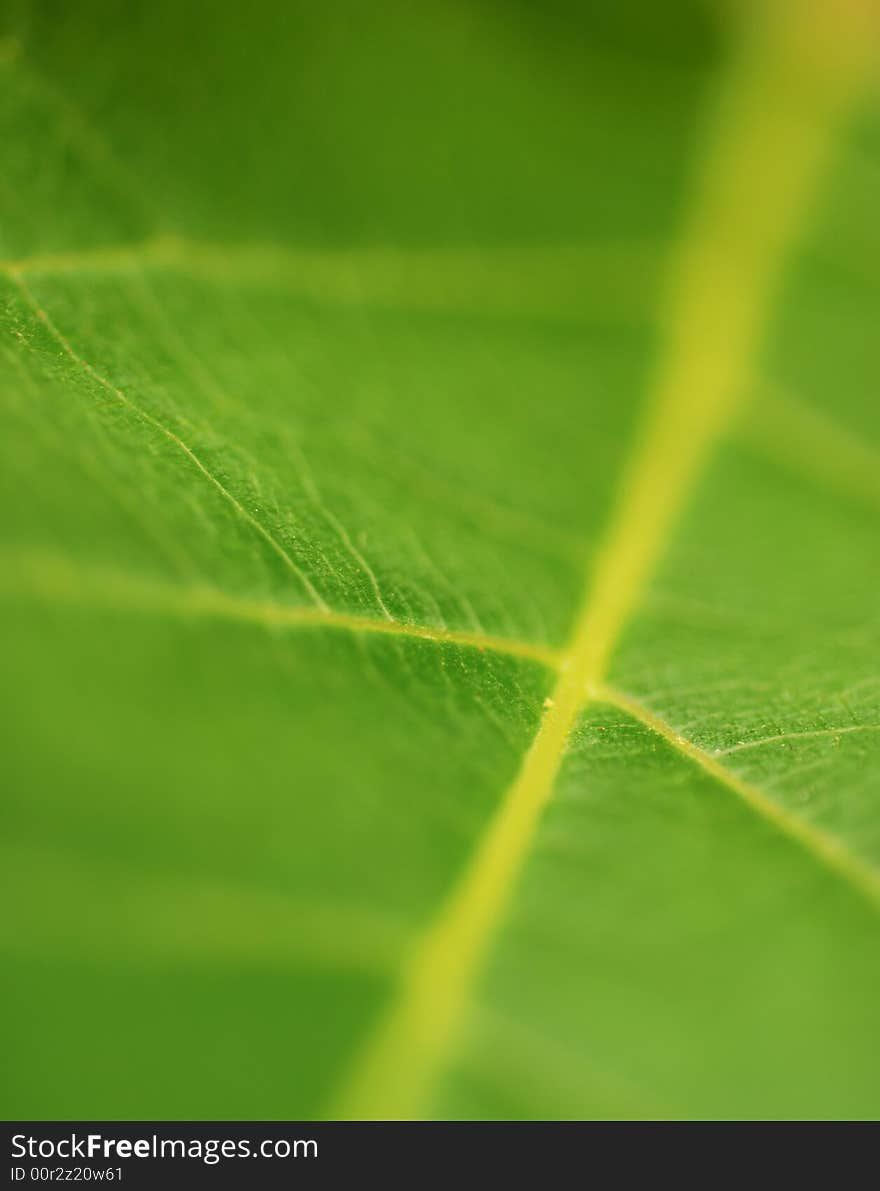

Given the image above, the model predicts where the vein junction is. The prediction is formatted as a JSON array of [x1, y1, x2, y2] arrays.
[[326, 1, 877, 1120], [0, 234, 655, 325]]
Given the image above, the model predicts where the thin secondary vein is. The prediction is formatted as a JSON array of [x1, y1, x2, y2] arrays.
[[291, 442, 395, 622], [0, 234, 656, 324], [0, 548, 558, 668], [6, 237, 875, 530], [6, 268, 330, 611], [717, 722, 880, 755], [327, 2, 874, 1121], [598, 684, 880, 910]]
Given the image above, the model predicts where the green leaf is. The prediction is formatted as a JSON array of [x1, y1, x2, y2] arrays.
[[1, 0, 878, 1120]]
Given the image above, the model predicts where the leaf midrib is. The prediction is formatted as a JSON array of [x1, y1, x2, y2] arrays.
[[325, 3, 877, 1120], [5, 542, 878, 906]]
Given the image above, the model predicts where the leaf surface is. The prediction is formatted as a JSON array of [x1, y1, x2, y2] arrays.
[[1, 0, 878, 1119]]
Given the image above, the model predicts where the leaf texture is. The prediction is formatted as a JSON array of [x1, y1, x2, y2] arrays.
[[1, 0, 879, 1119]]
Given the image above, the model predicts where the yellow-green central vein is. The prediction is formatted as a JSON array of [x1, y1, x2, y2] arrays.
[[327, 1, 874, 1121]]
